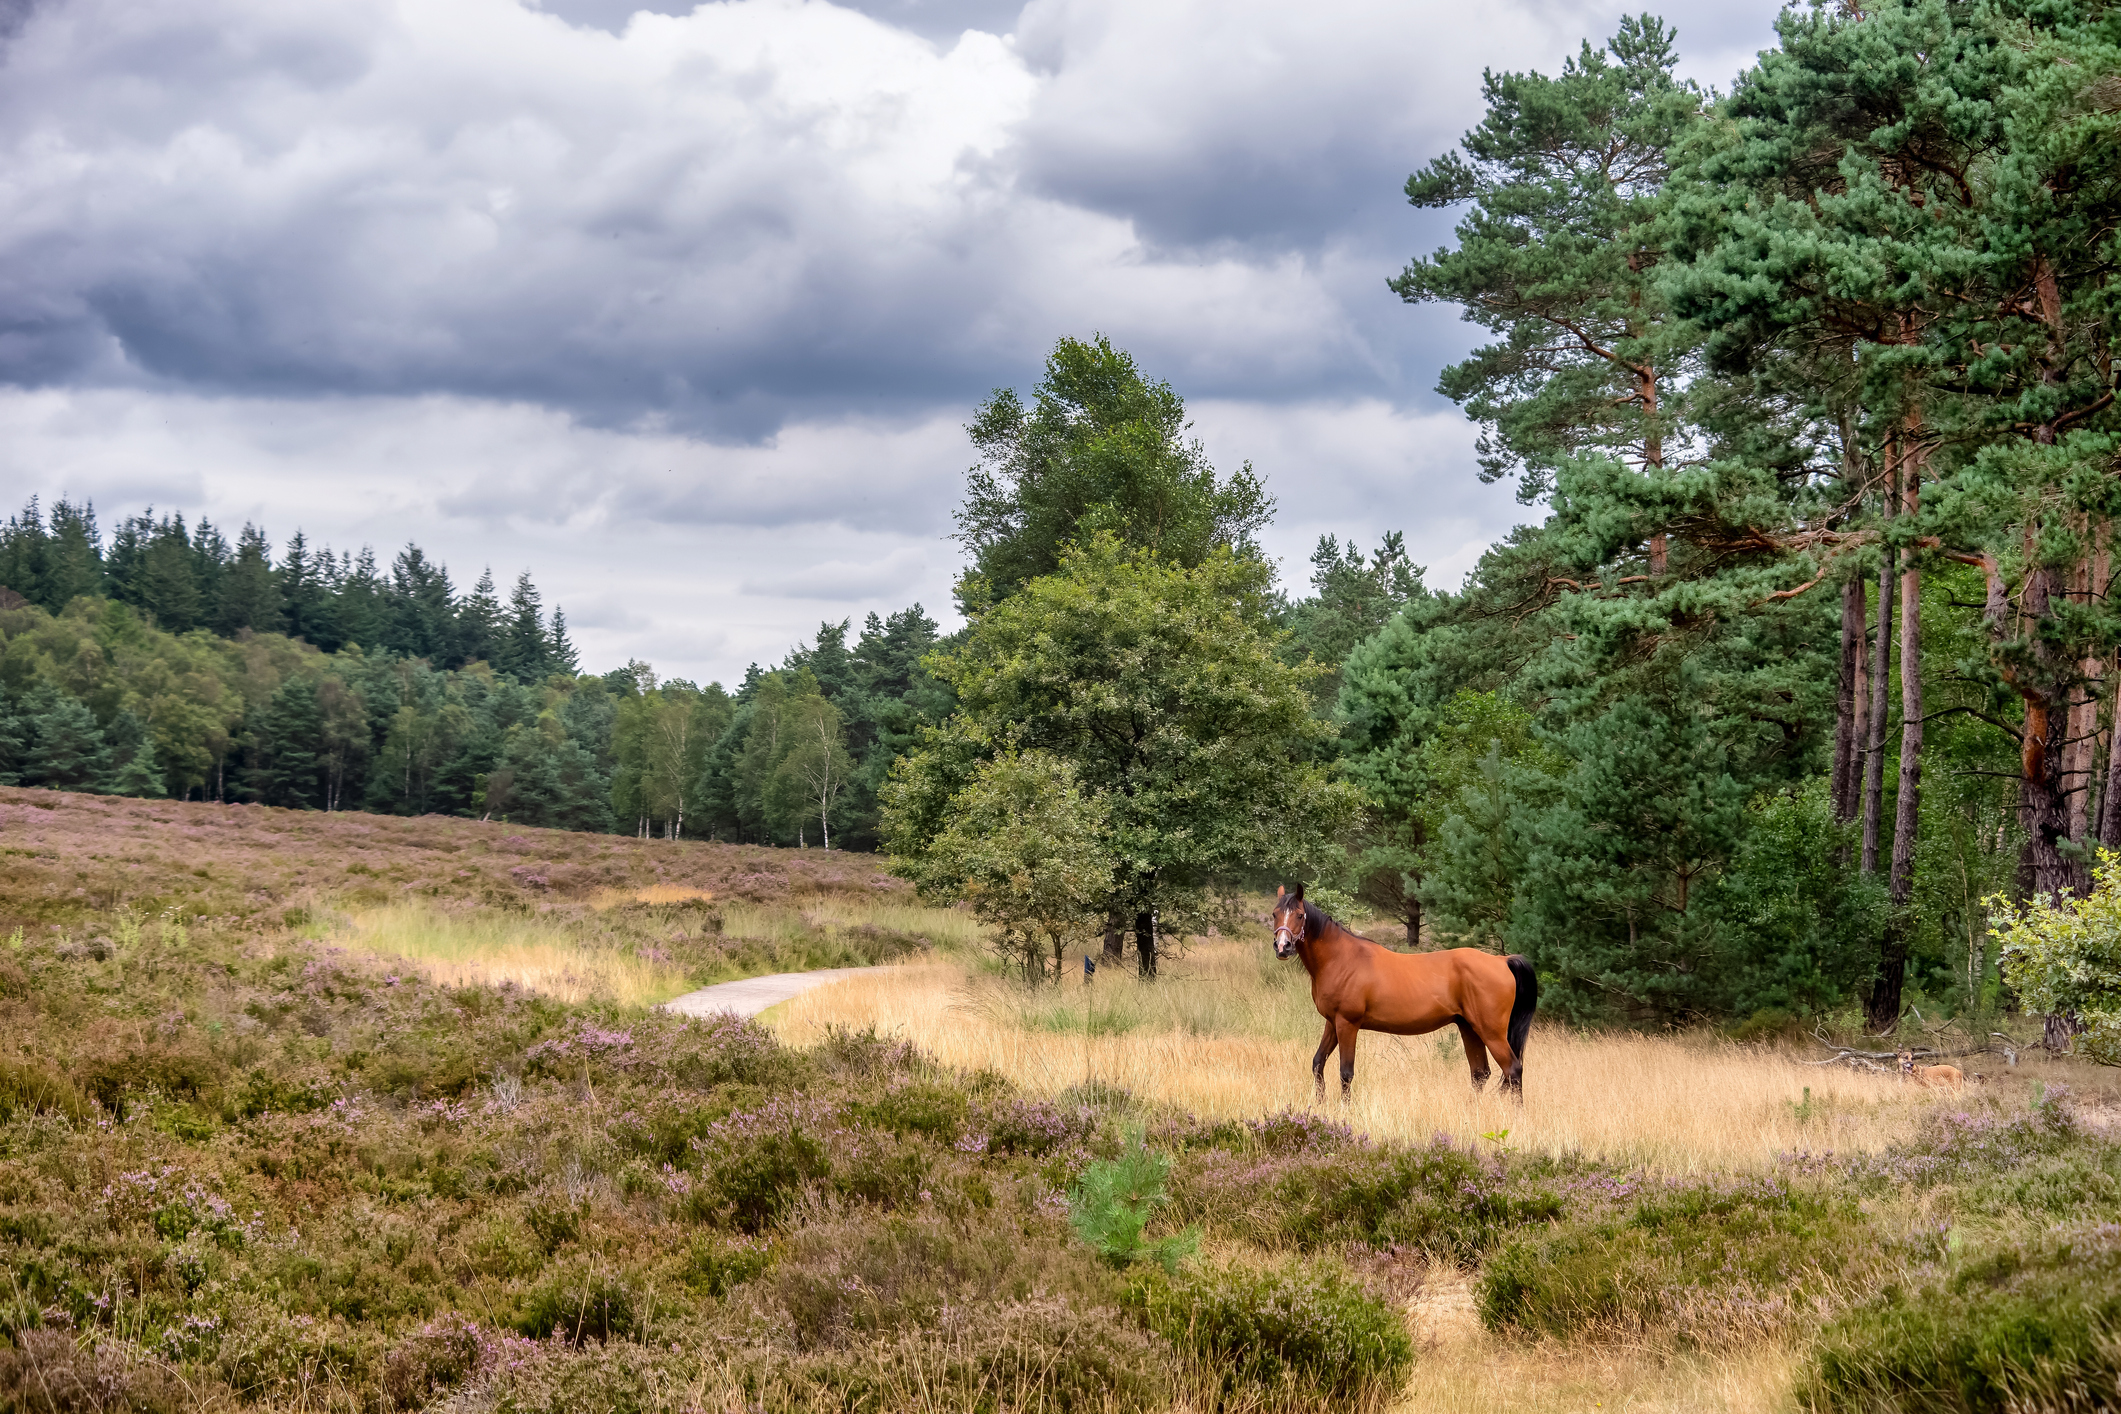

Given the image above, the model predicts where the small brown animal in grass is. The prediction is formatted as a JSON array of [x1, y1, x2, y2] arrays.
[[1898, 1050, 1964, 1095]]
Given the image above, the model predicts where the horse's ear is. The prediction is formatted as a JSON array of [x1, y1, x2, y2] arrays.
[[1275, 885, 1285, 902], [1291, 884, 1305, 902]]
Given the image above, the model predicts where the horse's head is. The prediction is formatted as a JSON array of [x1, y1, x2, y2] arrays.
[[1271, 885, 1310, 959]]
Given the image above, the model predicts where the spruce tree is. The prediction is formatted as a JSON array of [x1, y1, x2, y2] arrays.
[[279, 531, 334, 647], [335, 548, 389, 652], [548, 607, 579, 675], [387, 546, 458, 663], [500, 572, 549, 681], [459, 568, 504, 667], [216, 523, 282, 635]]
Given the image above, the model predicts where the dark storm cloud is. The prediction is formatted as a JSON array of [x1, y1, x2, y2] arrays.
[[0, 0, 1778, 440]]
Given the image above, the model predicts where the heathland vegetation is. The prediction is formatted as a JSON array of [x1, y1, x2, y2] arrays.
[[2, 789, 2117, 1412]]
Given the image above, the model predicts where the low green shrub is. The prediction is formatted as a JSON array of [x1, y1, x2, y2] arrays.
[[683, 1232, 774, 1298], [851, 1079, 967, 1141], [1478, 1176, 1871, 1344], [0, 1057, 87, 1122], [1125, 1257, 1414, 1406], [516, 1262, 647, 1344], [686, 1107, 834, 1232], [1801, 1232, 2121, 1413], [1070, 1131, 1198, 1272], [1170, 1134, 1560, 1258], [0, 1328, 190, 1414], [767, 1207, 1115, 1350], [380, 1317, 484, 1409]]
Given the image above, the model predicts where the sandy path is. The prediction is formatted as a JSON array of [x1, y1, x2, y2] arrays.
[[661, 967, 891, 1019]]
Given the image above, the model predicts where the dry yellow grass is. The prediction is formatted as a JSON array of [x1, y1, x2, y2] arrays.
[[596, 884, 718, 907], [1394, 1267, 1799, 1414], [768, 942, 1934, 1172], [329, 902, 699, 1006], [717, 896, 989, 952], [318, 894, 984, 1009]]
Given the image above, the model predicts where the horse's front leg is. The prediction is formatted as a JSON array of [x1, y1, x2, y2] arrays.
[[1335, 1017, 1360, 1102], [1312, 1018, 1336, 1103]]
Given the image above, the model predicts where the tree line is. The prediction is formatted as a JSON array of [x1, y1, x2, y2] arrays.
[[0, 499, 953, 849], [1, 500, 579, 679]]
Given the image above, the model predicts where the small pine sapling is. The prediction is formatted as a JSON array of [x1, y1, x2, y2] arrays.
[[1068, 1130, 1198, 1274]]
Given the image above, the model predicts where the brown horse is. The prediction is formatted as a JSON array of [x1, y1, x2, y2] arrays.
[[1272, 885, 1537, 1101]]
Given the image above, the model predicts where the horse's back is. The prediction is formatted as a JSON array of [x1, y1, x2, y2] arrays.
[[1337, 943, 1513, 1033]]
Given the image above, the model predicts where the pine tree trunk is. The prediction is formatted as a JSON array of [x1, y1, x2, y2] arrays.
[[2016, 564, 2083, 897], [1871, 474, 1925, 1030], [2099, 679, 2121, 849], [1861, 523, 1895, 874], [1832, 576, 1865, 823]]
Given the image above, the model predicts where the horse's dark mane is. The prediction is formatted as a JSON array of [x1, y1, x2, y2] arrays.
[[1301, 900, 1377, 946]]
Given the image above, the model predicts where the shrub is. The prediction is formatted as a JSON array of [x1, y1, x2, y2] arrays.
[[682, 1232, 773, 1298], [0, 1328, 190, 1414], [515, 1263, 645, 1344], [1170, 1133, 1560, 1258], [769, 1207, 1113, 1348], [851, 1079, 967, 1142], [0, 1057, 87, 1122], [775, 1297, 1174, 1413], [1801, 1232, 2121, 1413], [1070, 1132, 1198, 1272], [381, 1317, 484, 1408], [981, 1097, 1097, 1157], [1478, 1176, 1870, 1344], [1126, 1257, 1414, 1407], [686, 1101, 834, 1232]]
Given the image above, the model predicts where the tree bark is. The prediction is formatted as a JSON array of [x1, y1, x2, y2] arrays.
[[1102, 912, 1125, 964], [1832, 576, 1866, 823], [1870, 462, 1924, 1031], [1133, 909, 1157, 980], [1861, 492, 1896, 874], [2016, 562, 2083, 897], [2099, 677, 2121, 849]]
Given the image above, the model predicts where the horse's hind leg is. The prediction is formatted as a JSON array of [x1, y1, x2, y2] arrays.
[[1454, 1018, 1492, 1093], [1493, 1039, 1523, 1100], [1312, 1019, 1336, 1103], [1336, 1018, 1360, 1102]]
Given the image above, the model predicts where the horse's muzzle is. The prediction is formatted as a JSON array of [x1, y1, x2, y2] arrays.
[[1272, 929, 1298, 959]]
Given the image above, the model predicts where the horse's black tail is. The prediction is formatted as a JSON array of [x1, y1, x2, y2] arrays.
[[1506, 955, 1537, 1058]]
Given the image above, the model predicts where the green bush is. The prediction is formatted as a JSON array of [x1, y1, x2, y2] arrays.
[[688, 1120, 833, 1232], [381, 1317, 484, 1409], [683, 1232, 774, 1298], [1170, 1136, 1561, 1258], [1478, 1177, 1870, 1344], [851, 1080, 967, 1141], [1069, 1131, 1198, 1272], [1126, 1257, 1414, 1405], [0, 1057, 87, 1121], [516, 1263, 646, 1344], [1801, 1235, 2121, 1413]]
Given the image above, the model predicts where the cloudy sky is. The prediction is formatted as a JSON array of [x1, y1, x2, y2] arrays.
[[0, 0, 1783, 684]]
